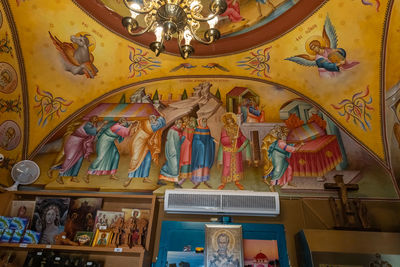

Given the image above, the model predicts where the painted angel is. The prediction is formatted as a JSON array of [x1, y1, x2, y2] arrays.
[[285, 16, 359, 78]]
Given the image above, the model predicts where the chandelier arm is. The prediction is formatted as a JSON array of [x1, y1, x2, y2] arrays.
[[190, 11, 219, 22], [188, 24, 213, 45], [126, 20, 156, 36], [123, 0, 155, 15]]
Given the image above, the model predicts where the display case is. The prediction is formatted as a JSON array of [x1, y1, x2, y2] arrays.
[[0, 191, 156, 267], [155, 220, 290, 267]]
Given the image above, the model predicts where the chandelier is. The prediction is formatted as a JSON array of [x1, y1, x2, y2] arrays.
[[122, 0, 227, 59]]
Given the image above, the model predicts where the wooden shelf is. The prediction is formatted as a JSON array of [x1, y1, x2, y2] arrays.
[[0, 243, 145, 255], [13, 190, 155, 199], [0, 190, 156, 266]]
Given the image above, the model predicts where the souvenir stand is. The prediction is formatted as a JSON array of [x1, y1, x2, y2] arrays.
[[0, 191, 156, 266]]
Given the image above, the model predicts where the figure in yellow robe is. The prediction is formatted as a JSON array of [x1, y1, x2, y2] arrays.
[[123, 115, 165, 187]]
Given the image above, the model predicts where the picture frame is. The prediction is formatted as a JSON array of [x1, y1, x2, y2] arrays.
[[243, 239, 280, 266], [93, 210, 124, 231], [10, 200, 36, 221], [166, 251, 204, 267], [122, 208, 150, 221], [92, 229, 111, 247], [205, 224, 243, 267], [74, 231, 95, 246], [31, 197, 71, 244], [65, 197, 103, 240]]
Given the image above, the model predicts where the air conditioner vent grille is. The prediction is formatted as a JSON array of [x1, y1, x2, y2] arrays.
[[167, 193, 220, 209], [222, 195, 276, 210], [165, 190, 280, 216]]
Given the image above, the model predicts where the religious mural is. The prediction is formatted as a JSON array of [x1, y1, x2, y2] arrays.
[[128, 46, 161, 78], [0, 2, 24, 186], [169, 63, 197, 72], [385, 82, 400, 190], [49, 31, 98, 79], [0, 62, 17, 94], [237, 47, 271, 78], [100, 0, 298, 38], [0, 120, 21, 151], [34, 86, 73, 127], [202, 63, 230, 72], [31, 80, 397, 199], [332, 86, 373, 131], [0, 95, 21, 117], [361, 0, 381, 12], [285, 15, 359, 78], [0, 0, 398, 201], [0, 32, 13, 58]]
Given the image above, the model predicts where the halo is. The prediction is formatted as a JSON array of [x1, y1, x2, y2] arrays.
[[305, 35, 326, 55], [73, 32, 96, 52], [221, 112, 237, 126], [211, 229, 235, 251], [131, 209, 141, 218]]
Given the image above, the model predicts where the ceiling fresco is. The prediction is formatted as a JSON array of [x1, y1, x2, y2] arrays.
[[99, 0, 297, 39], [0, 0, 398, 198], [0, 1, 25, 183], [385, 0, 400, 91], [74, 0, 326, 56]]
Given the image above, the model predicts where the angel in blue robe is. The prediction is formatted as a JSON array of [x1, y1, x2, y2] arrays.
[[285, 15, 359, 78]]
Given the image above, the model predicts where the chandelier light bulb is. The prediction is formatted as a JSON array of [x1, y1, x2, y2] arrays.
[[207, 15, 218, 28], [130, 3, 141, 10], [129, 3, 140, 18], [155, 26, 164, 42], [130, 10, 139, 18], [190, 0, 200, 10], [184, 29, 193, 45], [122, 0, 226, 58]]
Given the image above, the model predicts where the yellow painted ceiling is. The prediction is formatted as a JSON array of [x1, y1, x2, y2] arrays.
[[0, 0, 398, 178]]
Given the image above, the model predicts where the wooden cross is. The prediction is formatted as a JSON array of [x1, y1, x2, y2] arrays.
[[324, 174, 359, 214]]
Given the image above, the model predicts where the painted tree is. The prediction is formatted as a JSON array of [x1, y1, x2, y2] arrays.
[[215, 88, 221, 100], [181, 89, 188, 100], [153, 89, 159, 101], [119, 94, 126, 104]]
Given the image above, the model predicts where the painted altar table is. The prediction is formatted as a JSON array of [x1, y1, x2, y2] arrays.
[[288, 135, 342, 177]]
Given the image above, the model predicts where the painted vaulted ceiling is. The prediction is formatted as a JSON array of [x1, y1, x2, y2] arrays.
[[0, 0, 399, 196]]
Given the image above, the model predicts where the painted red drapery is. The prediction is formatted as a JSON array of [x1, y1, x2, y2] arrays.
[[288, 135, 342, 177]]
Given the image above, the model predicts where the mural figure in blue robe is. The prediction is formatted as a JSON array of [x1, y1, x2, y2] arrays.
[[191, 118, 215, 189], [85, 117, 133, 183], [158, 119, 185, 185]]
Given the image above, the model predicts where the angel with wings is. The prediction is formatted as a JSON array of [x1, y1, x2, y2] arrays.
[[285, 16, 359, 78]]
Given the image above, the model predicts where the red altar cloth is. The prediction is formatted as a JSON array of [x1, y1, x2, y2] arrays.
[[288, 135, 342, 177]]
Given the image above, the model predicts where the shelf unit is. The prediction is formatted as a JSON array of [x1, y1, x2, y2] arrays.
[[0, 190, 157, 266]]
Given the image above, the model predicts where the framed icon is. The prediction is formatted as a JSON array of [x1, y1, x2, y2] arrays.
[[93, 229, 111, 247], [205, 224, 243, 267]]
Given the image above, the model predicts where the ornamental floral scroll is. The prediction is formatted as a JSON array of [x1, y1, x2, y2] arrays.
[[237, 47, 271, 78], [34, 86, 73, 127], [128, 46, 161, 78], [331, 85, 373, 131]]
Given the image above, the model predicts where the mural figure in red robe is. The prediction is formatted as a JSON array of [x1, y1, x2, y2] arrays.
[[217, 112, 251, 190]]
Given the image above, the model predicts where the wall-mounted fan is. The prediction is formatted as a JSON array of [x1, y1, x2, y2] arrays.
[[6, 160, 40, 191]]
